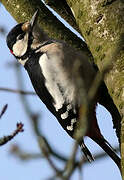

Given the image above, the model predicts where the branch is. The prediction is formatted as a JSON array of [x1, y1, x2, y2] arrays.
[[32, 115, 65, 179], [0, 104, 8, 119], [0, 123, 24, 146], [0, 105, 24, 145], [13, 64, 65, 179], [10, 143, 120, 163], [63, 141, 79, 179], [0, 87, 36, 95]]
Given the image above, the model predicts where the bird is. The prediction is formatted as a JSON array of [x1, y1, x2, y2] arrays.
[[6, 10, 121, 170]]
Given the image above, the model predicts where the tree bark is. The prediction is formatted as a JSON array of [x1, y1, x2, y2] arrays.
[[44, 0, 81, 33], [66, 0, 124, 176]]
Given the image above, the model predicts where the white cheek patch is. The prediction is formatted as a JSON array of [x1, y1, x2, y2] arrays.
[[67, 118, 76, 131], [13, 34, 28, 57], [39, 53, 65, 111]]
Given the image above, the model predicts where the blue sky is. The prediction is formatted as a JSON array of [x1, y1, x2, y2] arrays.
[[0, 4, 121, 180]]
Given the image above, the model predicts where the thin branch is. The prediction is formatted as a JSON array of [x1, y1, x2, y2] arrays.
[[10, 142, 119, 163], [0, 87, 36, 95], [10, 144, 43, 160], [0, 123, 24, 146], [14, 65, 65, 179], [0, 104, 8, 119], [64, 141, 79, 179], [0, 106, 24, 145], [33, 116, 65, 179]]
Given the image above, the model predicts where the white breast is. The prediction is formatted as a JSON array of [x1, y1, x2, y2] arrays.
[[39, 53, 65, 111], [39, 53, 78, 131]]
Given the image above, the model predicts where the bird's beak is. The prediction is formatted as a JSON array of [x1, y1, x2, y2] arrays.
[[22, 10, 39, 32], [30, 9, 39, 29]]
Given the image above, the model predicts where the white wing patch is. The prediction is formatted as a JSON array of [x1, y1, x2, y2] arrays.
[[39, 53, 64, 111], [67, 104, 72, 111], [39, 51, 77, 125], [61, 111, 68, 119], [67, 118, 76, 131]]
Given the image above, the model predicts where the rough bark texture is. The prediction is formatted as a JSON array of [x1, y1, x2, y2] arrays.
[[44, 0, 81, 33], [0, 0, 123, 176], [66, 0, 124, 176]]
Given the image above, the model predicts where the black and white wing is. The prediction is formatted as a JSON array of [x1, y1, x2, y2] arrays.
[[24, 47, 79, 137]]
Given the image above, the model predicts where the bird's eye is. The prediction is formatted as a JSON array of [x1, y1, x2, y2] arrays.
[[17, 33, 25, 40]]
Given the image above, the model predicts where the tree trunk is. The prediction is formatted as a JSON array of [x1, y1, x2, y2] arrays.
[[66, 0, 124, 176]]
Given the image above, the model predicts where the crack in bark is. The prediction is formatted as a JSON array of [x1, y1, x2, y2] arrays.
[[96, 14, 103, 23]]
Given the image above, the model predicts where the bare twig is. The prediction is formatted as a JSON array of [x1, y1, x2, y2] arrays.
[[14, 64, 64, 179], [64, 141, 79, 179], [10, 144, 42, 160], [0, 87, 36, 95], [0, 104, 8, 119], [0, 122, 24, 146], [32, 116, 64, 179], [10, 142, 119, 163]]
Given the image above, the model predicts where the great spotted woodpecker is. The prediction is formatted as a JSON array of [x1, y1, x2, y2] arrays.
[[6, 10, 121, 169]]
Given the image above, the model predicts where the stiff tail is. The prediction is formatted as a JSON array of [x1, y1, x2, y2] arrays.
[[91, 136, 121, 171], [86, 104, 121, 171], [78, 79, 121, 169], [80, 141, 94, 162]]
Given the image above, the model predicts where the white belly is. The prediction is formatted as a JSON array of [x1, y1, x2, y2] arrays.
[[39, 53, 64, 111], [39, 53, 77, 111]]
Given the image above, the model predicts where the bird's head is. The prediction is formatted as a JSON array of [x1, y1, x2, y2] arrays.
[[6, 10, 48, 66], [6, 10, 39, 58]]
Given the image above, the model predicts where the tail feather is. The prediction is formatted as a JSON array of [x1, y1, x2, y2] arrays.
[[80, 141, 94, 162], [86, 108, 121, 171], [91, 136, 121, 171]]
